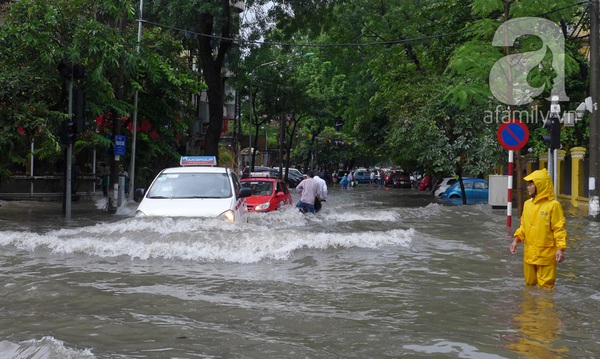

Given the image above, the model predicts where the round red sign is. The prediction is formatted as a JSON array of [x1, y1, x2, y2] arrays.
[[497, 120, 529, 151]]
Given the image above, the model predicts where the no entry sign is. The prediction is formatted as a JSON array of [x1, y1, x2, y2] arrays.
[[497, 120, 529, 151]]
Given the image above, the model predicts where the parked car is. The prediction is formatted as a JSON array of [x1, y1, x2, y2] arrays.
[[277, 168, 302, 188], [134, 156, 252, 222], [384, 170, 412, 188], [433, 177, 459, 197], [418, 174, 432, 191], [241, 176, 292, 212], [440, 178, 489, 203], [352, 169, 371, 184], [241, 165, 277, 179], [287, 168, 305, 181], [284, 172, 303, 188], [287, 168, 303, 176]]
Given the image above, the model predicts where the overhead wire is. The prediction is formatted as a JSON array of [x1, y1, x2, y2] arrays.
[[140, 1, 589, 49]]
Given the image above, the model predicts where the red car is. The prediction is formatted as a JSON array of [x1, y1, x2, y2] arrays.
[[418, 174, 432, 191], [240, 176, 293, 212]]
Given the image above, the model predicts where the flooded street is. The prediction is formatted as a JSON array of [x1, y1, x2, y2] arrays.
[[0, 186, 599, 358]]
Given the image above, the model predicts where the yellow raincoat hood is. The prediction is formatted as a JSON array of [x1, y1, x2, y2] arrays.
[[524, 169, 555, 202]]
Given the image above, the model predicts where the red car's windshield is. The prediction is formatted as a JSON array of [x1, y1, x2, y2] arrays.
[[241, 181, 273, 196]]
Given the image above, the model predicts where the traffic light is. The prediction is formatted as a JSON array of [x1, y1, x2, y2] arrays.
[[541, 114, 561, 150], [60, 120, 76, 145], [57, 63, 86, 80]]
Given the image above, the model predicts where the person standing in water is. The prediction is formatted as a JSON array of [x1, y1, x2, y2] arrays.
[[509, 169, 567, 289]]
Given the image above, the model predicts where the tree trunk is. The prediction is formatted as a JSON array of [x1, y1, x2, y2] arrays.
[[196, 3, 233, 160], [455, 163, 467, 205], [203, 73, 224, 158]]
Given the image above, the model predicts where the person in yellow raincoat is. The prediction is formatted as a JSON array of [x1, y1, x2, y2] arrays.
[[509, 169, 567, 289]]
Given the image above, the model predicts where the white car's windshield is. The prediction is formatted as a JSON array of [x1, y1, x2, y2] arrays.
[[146, 173, 232, 199]]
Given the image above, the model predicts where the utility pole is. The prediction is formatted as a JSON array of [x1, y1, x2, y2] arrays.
[[589, 0, 600, 218], [278, 113, 284, 179], [129, 0, 144, 200], [65, 77, 73, 220], [58, 62, 85, 220], [233, 92, 240, 175]]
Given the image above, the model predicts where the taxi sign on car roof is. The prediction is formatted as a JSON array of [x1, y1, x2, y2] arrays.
[[180, 156, 217, 167], [249, 171, 273, 178]]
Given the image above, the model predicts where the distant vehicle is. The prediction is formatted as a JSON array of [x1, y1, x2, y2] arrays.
[[353, 169, 371, 184], [384, 170, 412, 188], [135, 156, 252, 222], [241, 165, 277, 179], [418, 175, 432, 191], [287, 168, 304, 178], [279, 168, 303, 188], [241, 174, 292, 212], [440, 178, 489, 203], [433, 177, 458, 197], [242, 166, 300, 188]]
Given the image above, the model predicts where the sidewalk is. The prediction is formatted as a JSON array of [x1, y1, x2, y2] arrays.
[[0, 196, 137, 229]]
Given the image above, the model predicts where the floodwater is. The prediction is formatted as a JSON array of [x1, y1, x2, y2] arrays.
[[0, 185, 598, 358]]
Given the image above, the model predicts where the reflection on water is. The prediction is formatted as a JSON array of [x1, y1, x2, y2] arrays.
[[505, 289, 568, 358]]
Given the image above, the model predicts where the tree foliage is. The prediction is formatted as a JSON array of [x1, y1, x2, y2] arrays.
[[0, 0, 200, 186], [0, 0, 592, 188]]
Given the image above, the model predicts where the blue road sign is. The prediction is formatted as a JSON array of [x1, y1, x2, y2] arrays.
[[497, 120, 529, 151], [114, 135, 126, 156]]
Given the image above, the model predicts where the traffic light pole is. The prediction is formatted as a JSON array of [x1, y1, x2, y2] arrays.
[[553, 148, 558, 198], [547, 147, 552, 182], [543, 98, 561, 198]]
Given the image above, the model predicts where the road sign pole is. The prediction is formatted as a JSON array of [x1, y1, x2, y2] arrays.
[[507, 150, 513, 236], [497, 120, 529, 237]]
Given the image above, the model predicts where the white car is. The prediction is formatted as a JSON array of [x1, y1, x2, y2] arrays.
[[135, 156, 252, 222], [433, 177, 459, 197]]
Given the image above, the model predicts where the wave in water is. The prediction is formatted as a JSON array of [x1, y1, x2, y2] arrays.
[[0, 336, 95, 359], [0, 214, 414, 263]]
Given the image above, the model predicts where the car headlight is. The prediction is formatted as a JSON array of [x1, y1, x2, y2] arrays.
[[219, 210, 236, 222], [255, 201, 271, 212]]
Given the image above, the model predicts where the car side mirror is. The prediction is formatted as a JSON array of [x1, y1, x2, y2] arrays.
[[276, 191, 285, 197], [239, 187, 252, 198], [133, 188, 145, 202]]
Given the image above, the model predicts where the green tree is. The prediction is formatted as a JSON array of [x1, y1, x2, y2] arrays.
[[445, 0, 588, 156], [292, 126, 359, 172], [148, 0, 241, 160], [0, 0, 200, 188]]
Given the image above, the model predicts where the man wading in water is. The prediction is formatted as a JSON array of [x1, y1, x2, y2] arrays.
[[295, 171, 322, 214]]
